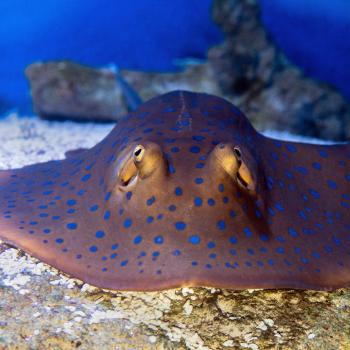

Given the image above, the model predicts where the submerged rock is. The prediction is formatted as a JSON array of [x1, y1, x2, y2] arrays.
[[209, 0, 350, 141], [25, 61, 128, 122]]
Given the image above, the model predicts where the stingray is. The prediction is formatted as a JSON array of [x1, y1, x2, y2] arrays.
[[0, 88, 349, 291]]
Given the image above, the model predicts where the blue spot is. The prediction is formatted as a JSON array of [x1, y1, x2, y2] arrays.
[[268, 259, 275, 266], [66, 199, 76, 206], [111, 244, 119, 250], [230, 249, 237, 256], [43, 229, 51, 234], [147, 196, 156, 206], [146, 216, 154, 224], [327, 180, 337, 189], [55, 238, 64, 244], [171, 147, 180, 153], [152, 251, 160, 257], [217, 220, 226, 230], [67, 208, 76, 214], [312, 162, 321, 170], [126, 191, 133, 200], [276, 247, 285, 254], [121, 260, 128, 266], [207, 242, 216, 249], [218, 184, 224, 192], [244, 227, 253, 238], [30, 221, 38, 225], [275, 202, 284, 211], [173, 249, 181, 256], [52, 216, 60, 220], [286, 144, 297, 153], [89, 245, 98, 253], [299, 210, 307, 220], [192, 135, 205, 141], [67, 223, 77, 230], [43, 190, 54, 195], [175, 221, 186, 231], [295, 166, 308, 175], [301, 257, 309, 264], [154, 235, 164, 244], [95, 230, 105, 238], [90, 204, 98, 212], [168, 204, 176, 212], [312, 251, 321, 259], [175, 187, 183, 196], [208, 198, 215, 206], [81, 174, 91, 182], [169, 163, 176, 173], [288, 227, 298, 237], [346, 174, 350, 181], [76, 254, 82, 259], [230, 210, 236, 218], [134, 235, 142, 244], [209, 253, 217, 259], [189, 235, 201, 245], [157, 214, 163, 220], [39, 213, 49, 218], [276, 235, 286, 243], [259, 233, 268, 241], [104, 191, 111, 201], [309, 189, 320, 199], [247, 248, 255, 255], [77, 190, 85, 196], [194, 177, 204, 184], [194, 197, 202, 207], [189, 146, 200, 153], [192, 261, 198, 266], [229, 236, 238, 244], [196, 162, 205, 169], [124, 218, 132, 228], [319, 149, 328, 158], [104, 210, 111, 220]]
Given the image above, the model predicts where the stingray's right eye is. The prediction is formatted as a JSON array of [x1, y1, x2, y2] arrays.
[[133, 145, 145, 163]]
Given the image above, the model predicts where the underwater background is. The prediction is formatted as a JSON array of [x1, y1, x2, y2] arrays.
[[0, 0, 349, 114]]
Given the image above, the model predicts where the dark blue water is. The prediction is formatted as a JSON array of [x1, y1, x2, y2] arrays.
[[0, 0, 349, 114], [260, 0, 350, 100], [0, 0, 221, 112]]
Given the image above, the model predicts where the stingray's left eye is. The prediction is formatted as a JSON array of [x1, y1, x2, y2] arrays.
[[133, 145, 145, 163]]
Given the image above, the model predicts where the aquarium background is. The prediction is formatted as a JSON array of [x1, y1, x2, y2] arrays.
[[0, 0, 349, 114]]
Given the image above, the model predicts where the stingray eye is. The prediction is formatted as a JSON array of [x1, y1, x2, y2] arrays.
[[233, 147, 242, 158], [133, 145, 145, 163], [233, 146, 255, 191]]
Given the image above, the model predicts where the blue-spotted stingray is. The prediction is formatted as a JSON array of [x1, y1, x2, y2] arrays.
[[0, 90, 349, 291]]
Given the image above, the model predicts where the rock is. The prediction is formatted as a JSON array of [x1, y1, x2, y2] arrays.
[[209, 0, 350, 141], [0, 115, 350, 349], [25, 61, 128, 122]]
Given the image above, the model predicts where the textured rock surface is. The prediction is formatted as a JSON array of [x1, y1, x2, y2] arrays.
[[209, 0, 350, 141], [25, 62, 128, 122], [0, 115, 349, 349]]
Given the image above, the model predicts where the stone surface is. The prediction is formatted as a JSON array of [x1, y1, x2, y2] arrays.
[[0, 115, 349, 349], [25, 61, 128, 122], [209, 0, 350, 141]]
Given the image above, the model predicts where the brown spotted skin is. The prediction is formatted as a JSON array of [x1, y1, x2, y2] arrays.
[[0, 91, 349, 291]]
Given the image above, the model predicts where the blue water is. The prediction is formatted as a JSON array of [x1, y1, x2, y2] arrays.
[[0, 0, 349, 114], [260, 0, 350, 100], [0, 0, 221, 112]]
